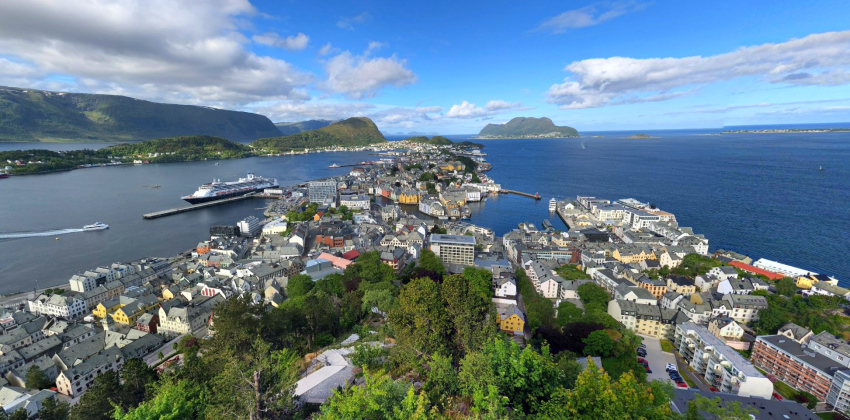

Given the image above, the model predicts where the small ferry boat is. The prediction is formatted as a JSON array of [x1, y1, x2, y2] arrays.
[[83, 222, 109, 231], [0, 173, 9, 179], [329, 163, 341, 168]]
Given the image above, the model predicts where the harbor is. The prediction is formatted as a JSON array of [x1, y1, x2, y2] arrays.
[[142, 193, 272, 219]]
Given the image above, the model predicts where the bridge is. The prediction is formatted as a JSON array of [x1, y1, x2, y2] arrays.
[[143, 193, 271, 219], [499, 189, 541, 200]]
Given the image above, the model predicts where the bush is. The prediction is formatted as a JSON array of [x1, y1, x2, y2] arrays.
[[350, 344, 388, 370]]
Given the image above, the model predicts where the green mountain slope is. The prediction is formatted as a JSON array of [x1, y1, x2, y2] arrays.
[[478, 117, 579, 138], [0, 86, 281, 142], [252, 117, 386, 152], [274, 119, 339, 135]]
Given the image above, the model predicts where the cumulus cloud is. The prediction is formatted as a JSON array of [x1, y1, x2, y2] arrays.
[[546, 31, 850, 109], [445, 100, 527, 118], [252, 32, 309, 51], [318, 42, 339, 56], [256, 101, 375, 122], [337, 12, 371, 30], [538, 1, 648, 33], [370, 106, 442, 128], [322, 49, 417, 99], [0, 0, 312, 106]]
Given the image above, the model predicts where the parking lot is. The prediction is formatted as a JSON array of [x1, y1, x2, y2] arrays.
[[638, 335, 684, 387]]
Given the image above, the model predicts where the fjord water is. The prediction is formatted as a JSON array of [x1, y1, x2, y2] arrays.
[[1, 130, 848, 293]]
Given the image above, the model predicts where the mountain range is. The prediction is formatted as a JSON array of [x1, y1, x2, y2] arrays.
[[478, 117, 579, 138], [0, 86, 281, 142], [252, 117, 387, 152]]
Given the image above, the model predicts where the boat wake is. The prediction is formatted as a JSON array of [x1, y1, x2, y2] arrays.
[[0, 228, 86, 240]]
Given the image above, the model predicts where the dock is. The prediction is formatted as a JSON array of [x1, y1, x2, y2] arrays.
[[500, 189, 541, 200], [143, 194, 270, 219]]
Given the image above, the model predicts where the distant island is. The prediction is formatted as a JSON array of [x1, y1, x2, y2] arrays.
[[0, 86, 281, 143], [404, 135, 485, 148], [274, 119, 339, 135], [251, 117, 387, 153], [722, 128, 850, 134], [0, 135, 251, 175], [477, 117, 579, 139], [624, 133, 659, 139]]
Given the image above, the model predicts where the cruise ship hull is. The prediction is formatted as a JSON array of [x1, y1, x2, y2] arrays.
[[183, 188, 257, 204]]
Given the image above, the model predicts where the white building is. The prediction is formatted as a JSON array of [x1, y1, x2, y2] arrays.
[[238, 216, 262, 237], [55, 347, 124, 397], [709, 266, 739, 282], [674, 323, 772, 399], [68, 274, 97, 293], [26, 294, 87, 319], [262, 219, 288, 236], [495, 277, 517, 298], [340, 195, 370, 210], [430, 234, 476, 266]]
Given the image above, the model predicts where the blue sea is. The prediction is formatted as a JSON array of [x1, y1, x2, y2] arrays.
[[0, 127, 848, 293]]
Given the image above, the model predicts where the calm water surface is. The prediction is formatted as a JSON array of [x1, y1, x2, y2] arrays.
[[1, 130, 848, 293]]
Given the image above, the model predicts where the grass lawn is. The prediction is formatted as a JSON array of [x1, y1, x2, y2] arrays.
[[817, 413, 835, 420], [555, 264, 589, 281], [659, 339, 674, 353], [681, 373, 697, 388], [772, 379, 802, 400]]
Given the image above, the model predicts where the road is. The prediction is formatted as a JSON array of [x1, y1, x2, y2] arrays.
[[0, 284, 70, 309], [676, 353, 712, 392], [143, 334, 185, 366]]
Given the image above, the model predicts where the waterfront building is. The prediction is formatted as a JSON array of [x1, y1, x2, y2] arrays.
[[261, 219, 288, 236], [430, 234, 476, 266], [674, 323, 772, 399], [237, 216, 262, 237], [68, 275, 97, 293], [308, 179, 337, 204], [27, 294, 87, 320]]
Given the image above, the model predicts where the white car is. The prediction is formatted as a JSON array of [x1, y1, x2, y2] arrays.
[[666, 363, 677, 370]]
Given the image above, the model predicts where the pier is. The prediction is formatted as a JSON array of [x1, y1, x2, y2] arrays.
[[500, 189, 541, 200], [143, 194, 270, 219]]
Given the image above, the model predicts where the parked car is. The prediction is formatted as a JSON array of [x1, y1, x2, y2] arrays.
[[638, 343, 646, 349], [645, 368, 652, 373], [638, 357, 647, 364], [772, 392, 784, 401], [675, 382, 688, 389], [709, 387, 719, 392], [637, 350, 647, 357], [665, 363, 676, 370]]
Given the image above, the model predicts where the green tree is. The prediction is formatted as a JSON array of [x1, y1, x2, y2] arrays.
[[536, 359, 673, 419], [205, 338, 299, 420], [314, 273, 345, 297], [441, 273, 495, 356], [286, 274, 315, 298], [362, 289, 395, 315], [458, 352, 498, 397], [388, 277, 452, 356], [317, 371, 410, 420], [423, 353, 459, 405], [582, 330, 615, 357], [776, 277, 797, 297], [113, 379, 205, 420], [485, 339, 564, 415], [25, 365, 53, 389], [118, 358, 158, 410], [685, 394, 758, 420], [38, 398, 70, 420], [417, 249, 446, 276], [556, 301, 584, 326], [70, 370, 120, 420], [576, 283, 610, 307], [344, 251, 396, 283], [8, 410, 26, 420]]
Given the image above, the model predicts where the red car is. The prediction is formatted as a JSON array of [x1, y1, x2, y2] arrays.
[[709, 387, 719, 392], [772, 392, 784, 401], [637, 357, 647, 364], [675, 382, 688, 389]]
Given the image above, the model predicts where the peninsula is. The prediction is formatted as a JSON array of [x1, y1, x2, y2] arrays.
[[477, 117, 579, 139], [0, 86, 281, 142], [252, 117, 387, 153]]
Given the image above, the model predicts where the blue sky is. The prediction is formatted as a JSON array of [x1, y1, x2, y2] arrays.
[[1, 0, 850, 133]]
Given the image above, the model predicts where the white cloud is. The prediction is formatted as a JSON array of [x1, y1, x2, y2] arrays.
[[337, 12, 371, 30], [370, 106, 442, 128], [0, 0, 312, 106], [318, 42, 339, 56], [446, 100, 527, 118], [546, 31, 850, 109], [256, 101, 374, 122], [322, 50, 417, 99], [538, 1, 648, 33], [252, 32, 309, 51]]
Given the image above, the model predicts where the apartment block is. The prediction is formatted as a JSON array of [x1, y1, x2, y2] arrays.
[[674, 323, 773, 399]]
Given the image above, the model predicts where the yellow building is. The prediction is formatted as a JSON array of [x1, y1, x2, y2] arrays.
[[92, 298, 122, 319], [398, 190, 420, 204], [438, 161, 465, 172], [613, 248, 657, 264], [795, 276, 817, 290], [162, 286, 180, 300], [497, 304, 525, 334]]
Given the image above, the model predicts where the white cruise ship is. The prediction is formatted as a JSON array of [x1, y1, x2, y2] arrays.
[[181, 173, 278, 204]]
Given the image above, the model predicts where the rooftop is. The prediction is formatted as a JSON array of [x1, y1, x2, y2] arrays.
[[430, 233, 476, 245]]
